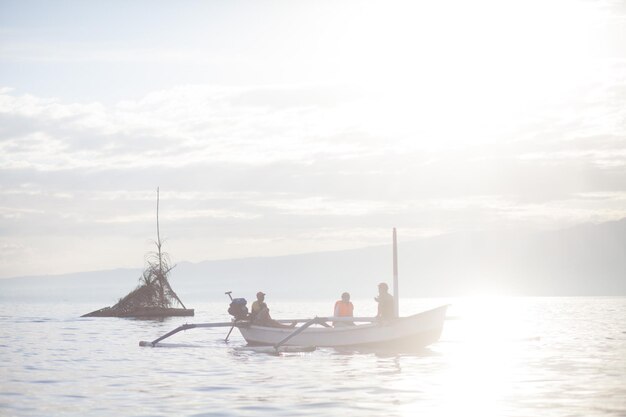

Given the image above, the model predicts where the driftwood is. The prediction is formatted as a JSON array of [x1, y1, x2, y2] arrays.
[[83, 188, 194, 318]]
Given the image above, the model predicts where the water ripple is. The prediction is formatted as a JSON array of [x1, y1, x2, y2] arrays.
[[0, 298, 625, 417]]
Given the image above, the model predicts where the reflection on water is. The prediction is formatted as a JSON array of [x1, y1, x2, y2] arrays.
[[0, 297, 625, 417]]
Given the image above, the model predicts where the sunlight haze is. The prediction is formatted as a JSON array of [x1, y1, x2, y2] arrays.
[[1, 0, 624, 279]]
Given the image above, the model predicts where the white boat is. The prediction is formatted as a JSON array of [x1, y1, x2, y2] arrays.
[[140, 228, 449, 351], [238, 305, 448, 348]]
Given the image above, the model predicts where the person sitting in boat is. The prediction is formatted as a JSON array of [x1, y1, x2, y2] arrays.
[[375, 282, 396, 320], [333, 292, 355, 327], [250, 291, 268, 319], [250, 291, 295, 328]]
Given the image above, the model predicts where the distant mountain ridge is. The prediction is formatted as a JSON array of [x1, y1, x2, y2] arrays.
[[1, 219, 624, 303]]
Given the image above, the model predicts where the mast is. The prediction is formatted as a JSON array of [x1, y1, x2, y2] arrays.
[[393, 227, 399, 317], [156, 187, 163, 273]]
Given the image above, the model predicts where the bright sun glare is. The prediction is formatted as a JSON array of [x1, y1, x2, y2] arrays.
[[400, 296, 538, 416], [319, 0, 607, 150]]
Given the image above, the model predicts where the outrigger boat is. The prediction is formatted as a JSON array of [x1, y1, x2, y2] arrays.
[[140, 229, 449, 352]]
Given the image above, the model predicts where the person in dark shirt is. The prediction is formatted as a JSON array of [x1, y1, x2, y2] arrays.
[[250, 291, 268, 319], [250, 291, 295, 328], [375, 282, 396, 320]]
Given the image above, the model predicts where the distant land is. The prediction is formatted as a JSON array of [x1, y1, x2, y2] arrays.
[[1, 219, 624, 303]]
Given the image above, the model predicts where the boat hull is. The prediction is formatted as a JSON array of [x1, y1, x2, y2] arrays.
[[238, 305, 448, 348]]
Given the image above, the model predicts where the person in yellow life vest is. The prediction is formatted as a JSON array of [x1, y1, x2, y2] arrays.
[[333, 292, 354, 327]]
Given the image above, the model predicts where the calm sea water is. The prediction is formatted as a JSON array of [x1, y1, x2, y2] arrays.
[[0, 297, 624, 417]]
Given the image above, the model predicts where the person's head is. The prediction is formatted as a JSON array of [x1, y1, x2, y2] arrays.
[[341, 292, 350, 302], [256, 291, 265, 301], [378, 282, 389, 294]]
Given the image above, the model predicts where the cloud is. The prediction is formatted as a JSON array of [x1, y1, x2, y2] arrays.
[[519, 149, 626, 169], [0, 38, 236, 65], [253, 196, 406, 217], [0, 85, 385, 172], [0, 78, 625, 277], [0, 205, 44, 219], [97, 208, 261, 224]]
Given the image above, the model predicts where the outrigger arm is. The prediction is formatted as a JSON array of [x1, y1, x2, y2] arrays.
[[273, 317, 325, 349], [139, 321, 236, 347]]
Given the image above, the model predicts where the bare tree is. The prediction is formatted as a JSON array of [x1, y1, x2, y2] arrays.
[[108, 188, 186, 313]]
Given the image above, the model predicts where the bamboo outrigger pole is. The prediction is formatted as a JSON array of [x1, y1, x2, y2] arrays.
[[139, 316, 378, 347], [393, 227, 399, 318]]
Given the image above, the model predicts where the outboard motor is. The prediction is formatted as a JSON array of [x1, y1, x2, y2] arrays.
[[227, 297, 249, 320]]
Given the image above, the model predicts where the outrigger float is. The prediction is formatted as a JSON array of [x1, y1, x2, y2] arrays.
[[139, 229, 449, 353]]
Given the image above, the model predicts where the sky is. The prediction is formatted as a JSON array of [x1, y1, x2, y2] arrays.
[[0, 0, 625, 279]]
